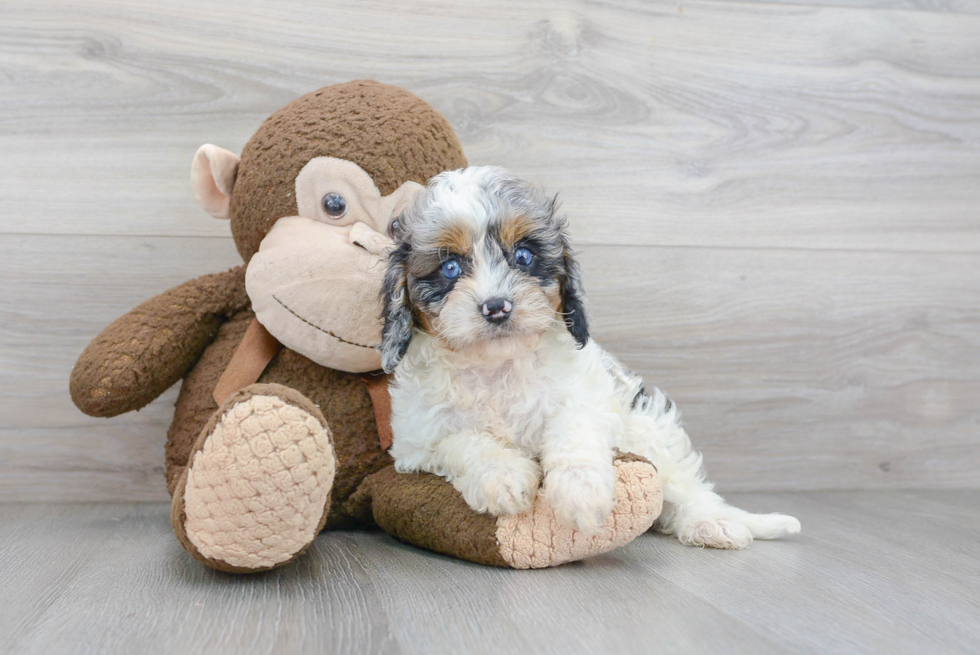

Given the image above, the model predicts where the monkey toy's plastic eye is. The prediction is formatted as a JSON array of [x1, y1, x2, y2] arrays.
[[388, 218, 401, 238], [441, 259, 461, 280], [514, 247, 534, 267], [321, 193, 347, 218]]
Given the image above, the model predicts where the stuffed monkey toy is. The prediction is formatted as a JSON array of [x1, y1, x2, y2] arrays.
[[70, 81, 663, 572]]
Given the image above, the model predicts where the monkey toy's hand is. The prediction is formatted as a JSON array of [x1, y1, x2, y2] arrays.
[[70, 268, 249, 417]]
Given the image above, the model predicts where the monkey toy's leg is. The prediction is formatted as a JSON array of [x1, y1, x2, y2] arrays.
[[348, 452, 663, 569], [171, 383, 336, 573]]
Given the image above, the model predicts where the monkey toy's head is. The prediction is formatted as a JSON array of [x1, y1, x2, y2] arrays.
[[190, 80, 467, 372]]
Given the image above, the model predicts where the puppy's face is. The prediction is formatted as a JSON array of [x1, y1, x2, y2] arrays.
[[380, 166, 588, 371]]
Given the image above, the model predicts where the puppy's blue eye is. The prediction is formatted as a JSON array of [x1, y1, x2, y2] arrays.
[[515, 247, 534, 267], [441, 259, 461, 280]]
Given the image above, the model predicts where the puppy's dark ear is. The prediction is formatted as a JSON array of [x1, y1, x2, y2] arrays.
[[379, 241, 414, 372], [560, 244, 590, 348]]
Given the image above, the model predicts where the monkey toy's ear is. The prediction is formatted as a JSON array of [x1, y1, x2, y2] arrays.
[[191, 144, 241, 219], [379, 241, 414, 373]]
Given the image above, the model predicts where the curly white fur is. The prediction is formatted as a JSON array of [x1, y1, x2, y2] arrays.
[[385, 166, 801, 547]]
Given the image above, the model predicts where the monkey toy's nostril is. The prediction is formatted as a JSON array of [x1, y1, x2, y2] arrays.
[[481, 298, 513, 323]]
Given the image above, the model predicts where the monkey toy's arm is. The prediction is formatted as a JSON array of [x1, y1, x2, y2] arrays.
[[70, 267, 249, 417]]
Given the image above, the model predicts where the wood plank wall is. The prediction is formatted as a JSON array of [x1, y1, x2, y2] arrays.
[[1, 0, 978, 500]]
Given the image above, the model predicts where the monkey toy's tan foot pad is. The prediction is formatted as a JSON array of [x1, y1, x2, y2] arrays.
[[359, 452, 661, 569], [498, 452, 662, 569], [172, 383, 336, 573]]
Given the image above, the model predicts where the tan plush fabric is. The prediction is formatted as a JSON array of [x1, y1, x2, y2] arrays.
[[244, 216, 389, 373], [191, 144, 240, 219], [176, 384, 336, 571], [496, 454, 663, 569], [293, 157, 423, 235], [242, 159, 424, 373]]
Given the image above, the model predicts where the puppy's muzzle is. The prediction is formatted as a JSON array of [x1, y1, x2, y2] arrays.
[[481, 298, 513, 324]]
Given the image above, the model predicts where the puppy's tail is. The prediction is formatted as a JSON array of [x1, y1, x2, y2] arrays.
[[732, 508, 802, 540]]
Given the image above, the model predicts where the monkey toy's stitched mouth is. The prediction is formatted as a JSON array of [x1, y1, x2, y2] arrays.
[[245, 215, 389, 373], [272, 294, 377, 349]]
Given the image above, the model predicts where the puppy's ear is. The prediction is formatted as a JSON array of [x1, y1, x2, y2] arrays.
[[379, 241, 414, 372], [560, 242, 590, 348]]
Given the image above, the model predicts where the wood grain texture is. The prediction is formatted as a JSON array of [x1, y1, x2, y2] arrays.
[[3, 234, 977, 499], [1, 0, 978, 500], [1, 0, 978, 251], [2, 493, 978, 654], [743, 0, 980, 13], [0, 236, 242, 502]]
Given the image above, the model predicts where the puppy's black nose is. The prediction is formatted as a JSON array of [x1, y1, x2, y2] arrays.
[[481, 298, 513, 323]]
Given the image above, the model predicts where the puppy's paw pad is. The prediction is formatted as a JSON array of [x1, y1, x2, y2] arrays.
[[544, 465, 616, 535], [678, 518, 753, 550]]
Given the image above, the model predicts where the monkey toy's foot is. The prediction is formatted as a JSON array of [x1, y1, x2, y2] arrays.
[[171, 383, 336, 573], [354, 452, 662, 569]]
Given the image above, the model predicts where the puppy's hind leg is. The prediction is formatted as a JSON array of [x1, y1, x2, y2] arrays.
[[619, 389, 801, 549], [653, 443, 801, 550]]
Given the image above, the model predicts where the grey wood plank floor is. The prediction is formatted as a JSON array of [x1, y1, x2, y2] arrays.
[[2, 492, 977, 655]]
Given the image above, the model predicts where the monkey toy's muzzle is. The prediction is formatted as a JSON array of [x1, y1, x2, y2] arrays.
[[245, 216, 395, 373]]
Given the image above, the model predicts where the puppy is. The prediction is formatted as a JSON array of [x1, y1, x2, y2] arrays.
[[380, 166, 801, 546]]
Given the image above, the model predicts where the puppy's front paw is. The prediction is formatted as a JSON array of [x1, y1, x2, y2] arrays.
[[459, 456, 541, 516], [543, 465, 616, 535]]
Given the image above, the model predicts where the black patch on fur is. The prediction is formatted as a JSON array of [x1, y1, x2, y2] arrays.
[[412, 272, 453, 307], [560, 245, 589, 348], [412, 257, 468, 306], [379, 241, 414, 372], [509, 236, 563, 285], [630, 386, 647, 410]]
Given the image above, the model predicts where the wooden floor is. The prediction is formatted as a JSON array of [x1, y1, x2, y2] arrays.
[[2, 491, 977, 655]]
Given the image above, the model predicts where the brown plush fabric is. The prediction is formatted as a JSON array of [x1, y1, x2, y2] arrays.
[[229, 80, 468, 263], [612, 449, 654, 467], [70, 267, 249, 417], [351, 453, 662, 570], [360, 466, 510, 568]]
